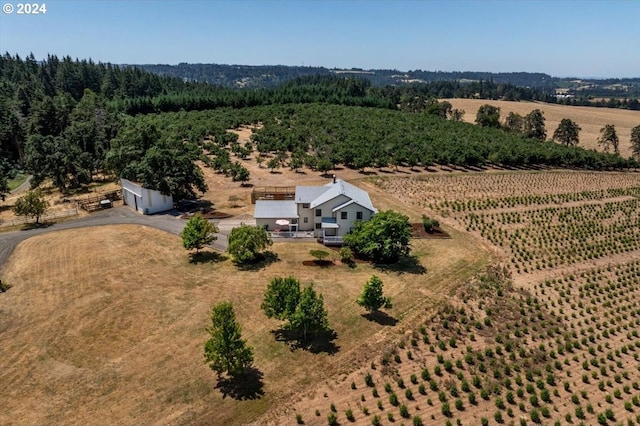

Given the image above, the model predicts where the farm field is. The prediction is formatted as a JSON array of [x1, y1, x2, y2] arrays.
[[269, 170, 640, 426], [0, 185, 489, 425], [442, 99, 640, 158]]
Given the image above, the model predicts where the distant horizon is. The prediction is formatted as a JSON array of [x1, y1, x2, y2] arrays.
[[1, 1, 638, 79], [5, 52, 639, 81]]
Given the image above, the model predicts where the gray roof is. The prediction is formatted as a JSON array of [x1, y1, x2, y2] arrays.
[[254, 200, 299, 219], [310, 179, 376, 212], [295, 185, 329, 203]]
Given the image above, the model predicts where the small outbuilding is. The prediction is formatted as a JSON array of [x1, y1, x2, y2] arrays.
[[121, 178, 173, 214]]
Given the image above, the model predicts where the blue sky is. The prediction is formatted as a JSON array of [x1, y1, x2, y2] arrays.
[[1, 0, 639, 78]]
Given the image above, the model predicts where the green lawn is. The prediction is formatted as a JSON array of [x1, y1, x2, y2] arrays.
[[7, 173, 27, 191]]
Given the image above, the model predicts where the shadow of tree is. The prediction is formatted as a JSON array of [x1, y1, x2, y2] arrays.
[[215, 367, 265, 400], [362, 311, 398, 326], [21, 222, 53, 231], [189, 251, 228, 264], [373, 254, 427, 275], [235, 251, 280, 271], [271, 328, 340, 355]]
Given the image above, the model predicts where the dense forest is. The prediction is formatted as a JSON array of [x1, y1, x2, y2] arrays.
[[138, 63, 640, 101], [1, 53, 638, 200], [137, 63, 559, 90]]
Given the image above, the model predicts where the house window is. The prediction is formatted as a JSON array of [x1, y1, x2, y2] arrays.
[[303, 217, 308, 223], [356, 211, 363, 220], [315, 223, 322, 230], [315, 208, 322, 217], [303, 203, 310, 208], [341, 211, 348, 220]]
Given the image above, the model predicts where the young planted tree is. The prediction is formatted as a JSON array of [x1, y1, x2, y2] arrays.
[[553, 118, 581, 146], [227, 224, 273, 263], [357, 275, 392, 313], [475, 105, 501, 128], [598, 124, 620, 154], [204, 302, 254, 377], [12, 189, 48, 224], [523, 109, 546, 140], [287, 285, 330, 341], [344, 210, 412, 263], [181, 213, 218, 254], [630, 124, 640, 160], [310, 249, 330, 263], [261, 276, 301, 321]]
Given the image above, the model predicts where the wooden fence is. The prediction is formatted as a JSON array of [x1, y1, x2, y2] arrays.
[[0, 208, 79, 228], [75, 190, 122, 212]]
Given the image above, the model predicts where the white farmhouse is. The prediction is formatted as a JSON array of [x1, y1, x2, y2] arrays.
[[121, 178, 174, 214], [254, 178, 376, 244]]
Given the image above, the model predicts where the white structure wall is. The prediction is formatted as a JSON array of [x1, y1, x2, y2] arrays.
[[121, 178, 173, 214]]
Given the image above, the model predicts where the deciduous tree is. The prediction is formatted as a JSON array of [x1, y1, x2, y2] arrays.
[[523, 109, 546, 140], [344, 210, 412, 263], [181, 213, 218, 253], [475, 105, 501, 128], [12, 189, 48, 224], [553, 118, 581, 146], [204, 302, 254, 377], [227, 224, 273, 263], [598, 124, 620, 154], [287, 285, 330, 341], [503, 112, 524, 133], [261, 276, 301, 321], [630, 125, 640, 160], [357, 275, 392, 313]]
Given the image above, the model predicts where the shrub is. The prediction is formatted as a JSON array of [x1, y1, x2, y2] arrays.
[[399, 404, 409, 418], [327, 412, 338, 426], [296, 413, 303, 424], [345, 409, 354, 422], [441, 402, 452, 417], [412, 415, 423, 426]]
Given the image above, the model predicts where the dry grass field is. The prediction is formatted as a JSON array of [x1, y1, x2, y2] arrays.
[[442, 99, 640, 158], [0, 191, 489, 425], [263, 170, 637, 426], [4, 120, 640, 425]]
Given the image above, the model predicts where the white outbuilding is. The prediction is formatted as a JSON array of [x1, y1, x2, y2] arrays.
[[121, 178, 173, 214]]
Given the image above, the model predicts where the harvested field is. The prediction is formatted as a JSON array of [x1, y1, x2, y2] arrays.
[[442, 99, 640, 158]]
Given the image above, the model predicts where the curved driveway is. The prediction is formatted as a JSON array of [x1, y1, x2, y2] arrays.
[[0, 207, 230, 271]]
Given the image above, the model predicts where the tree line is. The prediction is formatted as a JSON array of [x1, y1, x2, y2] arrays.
[[2, 53, 639, 201]]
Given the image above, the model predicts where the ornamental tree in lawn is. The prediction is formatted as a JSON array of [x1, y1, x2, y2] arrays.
[[204, 302, 254, 377], [227, 224, 273, 263], [344, 210, 412, 263], [181, 213, 218, 253], [357, 275, 392, 313]]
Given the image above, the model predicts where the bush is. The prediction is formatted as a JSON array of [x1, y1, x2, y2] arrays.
[[345, 409, 354, 422], [327, 412, 338, 426], [339, 247, 354, 263], [399, 404, 409, 418], [412, 415, 423, 426], [344, 210, 412, 262], [422, 215, 440, 233], [296, 413, 303, 424]]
